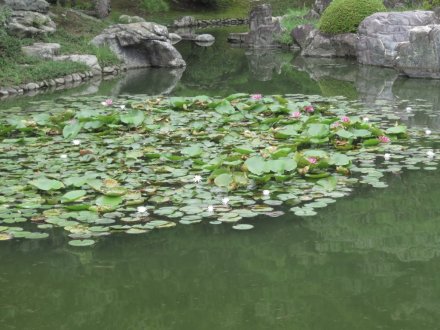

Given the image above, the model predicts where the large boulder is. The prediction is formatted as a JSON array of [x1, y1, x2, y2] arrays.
[[4, 0, 49, 13], [91, 22, 186, 68], [395, 25, 440, 79], [291, 24, 316, 48], [244, 3, 282, 48], [301, 28, 357, 58], [6, 10, 56, 37], [357, 11, 439, 67]]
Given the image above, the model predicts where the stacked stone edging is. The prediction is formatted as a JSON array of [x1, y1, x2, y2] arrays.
[[171, 17, 249, 28], [0, 65, 127, 99]]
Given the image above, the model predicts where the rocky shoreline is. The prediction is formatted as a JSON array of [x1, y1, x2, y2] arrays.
[[0, 65, 126, 100]]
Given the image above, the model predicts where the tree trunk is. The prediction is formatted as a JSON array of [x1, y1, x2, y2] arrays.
[[94, 0, 110, 19]]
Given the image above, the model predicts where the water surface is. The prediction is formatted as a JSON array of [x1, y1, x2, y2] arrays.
[[1, 26, 440, 329]]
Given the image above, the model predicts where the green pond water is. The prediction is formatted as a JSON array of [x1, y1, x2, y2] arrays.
[[1, 27, 440, 329]]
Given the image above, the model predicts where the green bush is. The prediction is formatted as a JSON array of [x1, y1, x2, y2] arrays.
[[318, 0, 386, 34], [423, 0, 440, 9], [142, 0, 169, 12]]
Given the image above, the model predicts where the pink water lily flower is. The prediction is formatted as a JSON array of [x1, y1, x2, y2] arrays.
[[307, 157, 318, 164], [341, 116, 350, 123], [250, 94, 262, 100], [101, 99, 113, 106], [331, 121, 341, 128], [290, 111, 301, 119], [378, 135, 391, 143], [304, 105, 314, 113]]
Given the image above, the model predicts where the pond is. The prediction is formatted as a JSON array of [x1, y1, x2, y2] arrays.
[[1, 26, 440, 329]]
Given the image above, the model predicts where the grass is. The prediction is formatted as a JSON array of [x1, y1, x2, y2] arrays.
[[0, 57, 89, 86], [278, 8, 317, 46]]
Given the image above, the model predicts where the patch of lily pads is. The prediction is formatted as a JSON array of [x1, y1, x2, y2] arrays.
[[0, 93, 438, 246]]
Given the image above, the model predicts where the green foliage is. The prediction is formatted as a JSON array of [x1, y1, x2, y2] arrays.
[[318, 0, 386, 34], [141, 0, 170, 12], [423, 0, 440, 9]]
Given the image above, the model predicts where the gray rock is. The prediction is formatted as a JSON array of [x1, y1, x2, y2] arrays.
[[168, 33, 182, 44], [195, 34, 215, 43], [302, 29, 357, 58], [313, 0, 332, 14], [357, 10, 439, 67], [53, 54, 102, 75], [55, 78, 65, 85], [291, 24, 315, 48], [7, 10, 56, 37], [119, 15, 145, 24], [103, 66, 115, 74], [0, 89, 9, 97], [244, 3, 282, 48], [173, 16, 197, 28], [21, 42, 60, 59], [395, 25, 440, 79], [25, 82, 39, 90], [4, 0, 49, 13], [227, 32, 247, 44], [91, 22, 186, 68]]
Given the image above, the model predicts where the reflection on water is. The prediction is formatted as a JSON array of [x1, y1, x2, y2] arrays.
[[1, 169, 440, 330], [1, 26, 440, 329]]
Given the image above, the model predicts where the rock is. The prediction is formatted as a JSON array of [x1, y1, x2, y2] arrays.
[[291, 24, 315, 48], [173, 16, 197, 28], [7, 10, 56, 37], [227, 32, 247, 44], [244, 3, 282, 48], [168, 33, 182, 44], [395, 25, 440, 79], [103, 66, 115, 74], [0, 89, 9, 97], [119, 15, 145, 24], [55, 78, 65, 85], [91, 22, 186, 68], [195, 34, 215, 43], [302, 28, 357, 58], [72, 73, 82, 81], [21, 42, 60, 59], [54, 54, 102, 75], [4, 0, 49, 13], [357, 10, 439, 67], [25, 82, 39, 90]]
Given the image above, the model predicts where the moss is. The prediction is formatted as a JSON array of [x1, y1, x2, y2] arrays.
[[318, 0, 386, 34]]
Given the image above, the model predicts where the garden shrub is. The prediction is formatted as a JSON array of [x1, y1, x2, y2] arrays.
[[423, 0, 440, 9], [0, 7, 21, 61], [318, 0, 386, 34], [141, 0, 169, 12]]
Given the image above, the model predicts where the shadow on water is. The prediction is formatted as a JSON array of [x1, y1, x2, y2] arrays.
[[1, 26, 440, 330]]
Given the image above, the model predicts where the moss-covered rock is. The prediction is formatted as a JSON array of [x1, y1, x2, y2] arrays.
[[318, 0, 386, 34]]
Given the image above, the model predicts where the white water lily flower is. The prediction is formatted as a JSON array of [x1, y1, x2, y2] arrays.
[[193, 175, 202, 183], [137, 206, 148, 213], [60, 154, 68, 159], [425, 129, 432, 135], [207, 205, 214, 213], [72, 139, 81, 146], [222, 197, 230, 206], [405, 107, 412, 112], [363, 117, 369, 122], [384, 153, 391, 160], [427, 150, 435, 158], [120, 105, 126, 110], [263, 190, 270, 196]]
